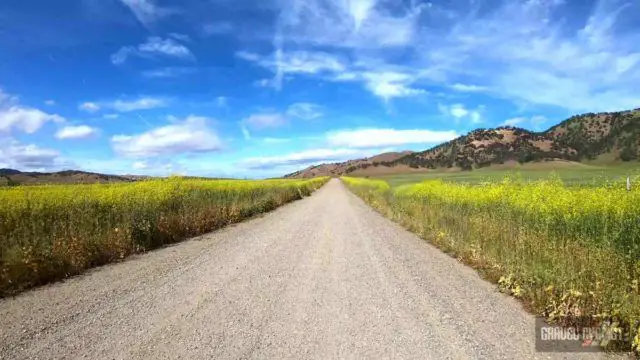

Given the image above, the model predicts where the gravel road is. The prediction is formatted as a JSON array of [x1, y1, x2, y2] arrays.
[[0, 179, 627, 359]]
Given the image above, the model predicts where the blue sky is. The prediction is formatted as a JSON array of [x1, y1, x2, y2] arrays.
[[0, 0, 639, 178]]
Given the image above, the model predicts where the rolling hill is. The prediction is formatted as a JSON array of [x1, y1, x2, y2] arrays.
[[283, 151, 416, 178], [0, 169, 135, 186], [284, 109, 640, 178]]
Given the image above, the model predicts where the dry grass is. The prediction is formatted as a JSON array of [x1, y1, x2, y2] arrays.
[[342, 176, 640, 353], [0, 177, 328, 296]]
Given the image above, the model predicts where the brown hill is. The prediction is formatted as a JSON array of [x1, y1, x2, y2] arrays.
[[283, 151, 414, 178], [284, 109, 640, 178], [0, 169, 134, 186]]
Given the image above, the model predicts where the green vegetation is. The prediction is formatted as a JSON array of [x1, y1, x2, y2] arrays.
[[372, 163, 640, 187], [342, 176, 640, 353], [0, 177, 328, 296]]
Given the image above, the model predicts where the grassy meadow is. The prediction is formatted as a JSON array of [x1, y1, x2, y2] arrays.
[[343, 173, 640, 353], [374, 162, 640, 187], [0, 177, 328, 296]]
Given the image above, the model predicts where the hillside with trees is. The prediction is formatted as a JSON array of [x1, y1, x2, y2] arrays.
[[285, 109, 640, 178]]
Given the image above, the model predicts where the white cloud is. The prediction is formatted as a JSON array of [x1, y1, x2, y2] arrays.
[[79, 102, 100, 112], [426, 0, 640, 111], [117, 97, 168, 112], [0, 89, 64, 134], [111, 37, 193, 65], [80, 97, 166, 113], [450, 84, 488, 93], [439, 104, 483, 124], [238, 148, 381, 170], [119, 0, 172, 28], [238, 0, 640, 111], [233, 0, 429, 96], [238, 50, 346, 90], [286, 103, 323, 120], [55, 125, 99, 140], [0, 138, 68, 171], [142, 67, 196, 78], [111, 115, 222, 157], [277, 0, 422, 49], [168, 33, 190, 42], [531, 116, 549, 130], [362, 72, 426, 101], [0, 106, 65, 134], [503, 117, 526, 127], [44, 100, 55, 106], [326, 128, 457, 149], [449, 104, 468, 118], [132, 161, 148, 170], [504, 116, 549, 131], [239, 50, 427, 100], [242, 112, 286, 130]]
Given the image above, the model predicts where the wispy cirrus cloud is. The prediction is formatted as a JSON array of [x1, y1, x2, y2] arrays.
[[426, 0, 640, 111], [237, 51, 427, 100], [118, 0, 173, 28], [276, 0, 423, 49], [141, 67, 196, 78], [111, 97, 167, 112], [240, 103, 323, 139], [111, 37, 194, 65], [286, 103, 323, 120], [79, 97, 167, 113], [236, 0, 429, 99], [242, 112, 286, 130], [237, 0, 640, 111]]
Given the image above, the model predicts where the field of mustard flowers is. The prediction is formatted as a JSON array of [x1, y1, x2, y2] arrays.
[[0, 177, 328, 296], [342, 176, 640, 353]]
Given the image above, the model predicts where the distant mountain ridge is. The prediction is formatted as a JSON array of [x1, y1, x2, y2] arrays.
[[0, 169, 135, 186], [284, 109, 640, 178]]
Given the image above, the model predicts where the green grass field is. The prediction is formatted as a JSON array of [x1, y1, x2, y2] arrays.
[[371, 162, 640, 187]]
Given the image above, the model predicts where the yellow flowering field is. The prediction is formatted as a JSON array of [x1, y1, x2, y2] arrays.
[[0, 177, 328, 296], [343, 176, 640, 353]]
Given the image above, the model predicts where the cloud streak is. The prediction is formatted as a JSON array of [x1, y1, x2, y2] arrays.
[[55, 125, 99, 140], [238, 148, 381, 170], [236, 0, 640, 111], [111, 37, 194, 65], [119, 0, 173, 28]]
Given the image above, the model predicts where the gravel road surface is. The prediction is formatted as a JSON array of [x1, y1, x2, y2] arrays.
[[0, 179, 627, 359]]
